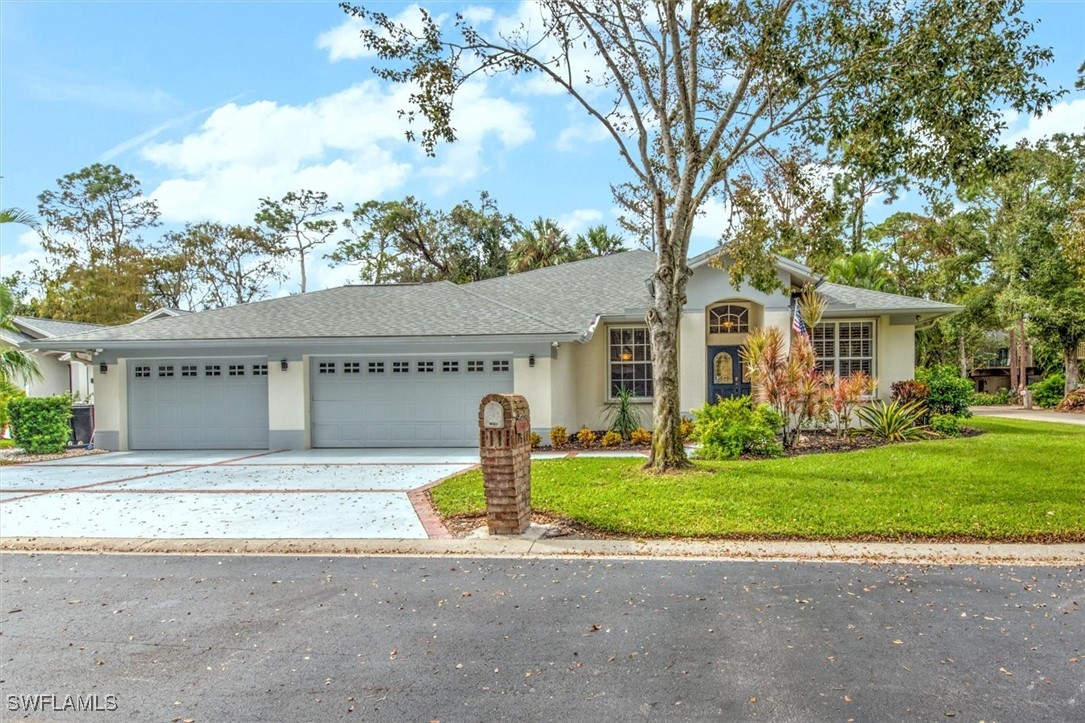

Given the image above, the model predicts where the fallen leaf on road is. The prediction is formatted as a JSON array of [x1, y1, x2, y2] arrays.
[[999, 667, 1013, 676]]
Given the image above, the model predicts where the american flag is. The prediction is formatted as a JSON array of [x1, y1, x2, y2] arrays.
[[792, 304, 808, 336]]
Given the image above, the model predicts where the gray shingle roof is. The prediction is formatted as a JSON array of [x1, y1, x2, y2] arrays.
[[467, 250, 656, 331], [34, 251, 960, 348], [12, 316, 105, 339], [40, 281, 569, 344], [817, 283, 962, 314]]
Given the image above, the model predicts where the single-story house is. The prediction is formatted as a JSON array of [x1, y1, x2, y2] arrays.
[[34, 249, 960, 451], [2, 316, 101, 400]]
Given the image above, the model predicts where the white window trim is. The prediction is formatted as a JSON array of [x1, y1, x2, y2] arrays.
[[606, 325, 653, 403], [814, 318, 878, 382], [707, 302, 751, 335]]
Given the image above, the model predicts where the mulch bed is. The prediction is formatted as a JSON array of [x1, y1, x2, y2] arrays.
[[535, 427, 984, 458], [0, 446, 109, 466]]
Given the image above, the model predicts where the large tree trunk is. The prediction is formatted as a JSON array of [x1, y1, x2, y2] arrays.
[[1066, 346, 1081, 395], [1016, 318, 1028, 393], [645, 233, 692, 472], [958, 332, 969, 378], [1009, 327, 1018, 400]]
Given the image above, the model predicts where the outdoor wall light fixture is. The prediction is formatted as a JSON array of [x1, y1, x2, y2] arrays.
[[99, 362, 108, 374], [280, 359, 289, 371], [529, 354, 535, 367]]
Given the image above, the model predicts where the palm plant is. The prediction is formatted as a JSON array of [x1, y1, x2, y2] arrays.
[[604, 387, 642, 439], [0, 285, 42, 384], [0, 207, 39, 227], [573, 224, 626, 258], [827, 250, 897, 292], [508, 217, 574, 273]]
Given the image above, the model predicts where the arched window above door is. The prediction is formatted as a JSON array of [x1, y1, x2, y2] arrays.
[[709, 304, 749, 334]]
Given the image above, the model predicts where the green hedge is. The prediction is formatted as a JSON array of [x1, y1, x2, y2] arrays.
[[1030, 373, 1066, 409], [7, 395, 72, 454]]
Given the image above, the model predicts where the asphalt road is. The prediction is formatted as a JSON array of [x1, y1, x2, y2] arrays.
[[1, 554, 1082, 722]]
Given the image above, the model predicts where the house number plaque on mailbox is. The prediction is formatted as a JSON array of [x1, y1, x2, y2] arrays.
[[483, 401, 505, 428]]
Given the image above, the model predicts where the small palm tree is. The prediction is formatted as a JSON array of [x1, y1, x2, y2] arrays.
[[827, 250, 897, 292], [0, 207, 39, 227], [0, 285, 42, 385], [574, 224, 626, 258], [509, 217, 574, 273]]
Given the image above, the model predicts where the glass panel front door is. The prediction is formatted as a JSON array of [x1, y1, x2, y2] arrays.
[[707, 345, 751, 401]]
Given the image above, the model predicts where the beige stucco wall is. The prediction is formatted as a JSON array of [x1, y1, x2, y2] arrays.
[[679, 312, 706, 415], [514, 356, 553, 429], [268, 359, 307, 433], [93, 359, 128, 449], [550, 344, 579, 432], [877, 318, 916, 400], [25, 353, 71, 398]]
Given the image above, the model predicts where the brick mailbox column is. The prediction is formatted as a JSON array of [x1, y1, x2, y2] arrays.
[[478, 393, 531, 535]]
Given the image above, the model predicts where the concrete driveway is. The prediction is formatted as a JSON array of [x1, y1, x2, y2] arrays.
[[0, 449, 479, 540]]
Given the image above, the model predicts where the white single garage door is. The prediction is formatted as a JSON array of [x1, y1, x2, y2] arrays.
[[311, 356, 513, 447], [128, 358, 269, 450]]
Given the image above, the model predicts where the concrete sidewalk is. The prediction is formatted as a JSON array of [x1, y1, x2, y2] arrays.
[[971, 405, 1085, 426], [3, 530, 1083, 566]]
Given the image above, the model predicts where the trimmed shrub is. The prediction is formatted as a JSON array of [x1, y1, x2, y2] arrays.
[[1029, 373, 1066, 409], [0, 378, 26, 432], [549, 426, 568, 449], [891, 379, 930, 406], [576, 427, 597, 447], [915, 365, 973, 418], [929, 413, 962, 437], [599, 430, 622, 448], [970, 388, 1011, 406], [691, 396, 784, 460], [529, 431, 542, 448], [7, 395, 72, 454], [630, 427, 652, 445]]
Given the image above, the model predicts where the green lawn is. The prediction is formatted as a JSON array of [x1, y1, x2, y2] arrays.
[[431, 418, 1085, 542]]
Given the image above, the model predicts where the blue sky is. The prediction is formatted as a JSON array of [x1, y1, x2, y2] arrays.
[[2, 1, 1083, 295]]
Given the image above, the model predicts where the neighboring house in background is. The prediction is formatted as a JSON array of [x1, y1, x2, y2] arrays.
[[2, 316, 102, 400], [35, 249, 961, 451], [132, 308, 192, 323], [968, 330, 1041, 393]]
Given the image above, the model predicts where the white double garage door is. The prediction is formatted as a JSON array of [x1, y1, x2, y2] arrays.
[[127, 355, 512, 449]]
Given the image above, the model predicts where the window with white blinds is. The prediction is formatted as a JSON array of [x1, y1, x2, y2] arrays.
[[812, 320, 875, 377]]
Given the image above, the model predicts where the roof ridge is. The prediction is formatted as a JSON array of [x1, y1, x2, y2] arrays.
[[820, 281, 958, 306], [14, 315, 105, 328], [451, 282, 574, 335]]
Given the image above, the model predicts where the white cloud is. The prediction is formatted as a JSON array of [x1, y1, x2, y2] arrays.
[[556, 119, 612, 151], [0, 229, 45, 281], [1002, 99, 1085, 144], [557, 208, 604, 235], [141, 79, 532, 227], [317, 4, 431, 63], [691, 197, 732, 243]]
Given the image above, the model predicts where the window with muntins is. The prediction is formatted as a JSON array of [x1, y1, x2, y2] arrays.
[[318, 362, 336, 374], [135, 366, 150, 378], [442, 361, 459, 373], [205, 365, 221, 377], [181, 365, 198, 378], [813, 320, 875, 377], [467, 360, 485, 373], [343, 362, 361, 374], [708, 304, 750, 334], [228, 364, 245, 377], [392, 361, 409, 373], [609, 326, 653, 398], [492, 360, 510, 373], [368, 362, 385, 374], [417, 361, 435, 373], [252, 364, 268, 376], [158, 365, 174, 378]]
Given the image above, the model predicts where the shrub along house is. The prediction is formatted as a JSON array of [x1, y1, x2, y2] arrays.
[[33, 249, 960, 451]]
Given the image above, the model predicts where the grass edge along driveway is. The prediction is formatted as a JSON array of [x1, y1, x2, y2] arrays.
[[431, 418, 1085, 542]]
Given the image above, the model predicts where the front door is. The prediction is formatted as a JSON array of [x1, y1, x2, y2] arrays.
[[707, 345, 751, 402]]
